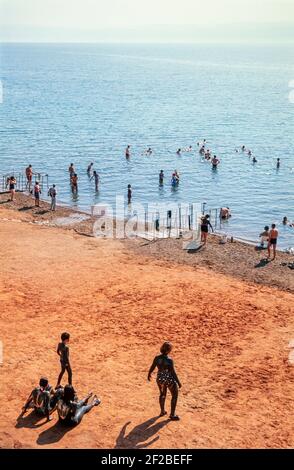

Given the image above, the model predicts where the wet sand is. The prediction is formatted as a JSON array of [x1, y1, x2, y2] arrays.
[[0, 192, 294, 448]]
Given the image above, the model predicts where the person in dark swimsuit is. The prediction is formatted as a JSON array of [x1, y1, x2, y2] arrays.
[[159, 170, 164, 185], [200, 214, 214, 245], [56, 332, 72, 387], [56, 385, 101, 426], [148, 342, 182, 421], [21, 377, 56, 421], [8, 176, 17, 201], [127, 184, 132, 204]]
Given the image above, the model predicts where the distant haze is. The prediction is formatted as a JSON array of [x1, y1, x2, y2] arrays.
[[0, 0, 294, 42]]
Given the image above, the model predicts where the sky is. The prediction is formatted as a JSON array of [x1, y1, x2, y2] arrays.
[[0, 0, 294, 42]]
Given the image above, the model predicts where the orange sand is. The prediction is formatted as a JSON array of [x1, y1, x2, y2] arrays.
[[0, 207, 294, 448]]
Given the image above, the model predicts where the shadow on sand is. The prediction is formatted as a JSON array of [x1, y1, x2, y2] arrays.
[[115, 416, 169, 449], [36, 421, 75, 445], [18, 205, 34, 211], [15, 411, 48, 430], [255, 258, 271, 268]]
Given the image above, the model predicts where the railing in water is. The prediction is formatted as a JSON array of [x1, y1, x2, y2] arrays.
[[0, 172, 49, 193]]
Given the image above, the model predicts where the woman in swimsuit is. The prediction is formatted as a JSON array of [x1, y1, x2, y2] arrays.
[[148, 342, 182, 421], [200, 214, 214, 245], [8, 176, 17, 201], [56, 385, 101, 426]]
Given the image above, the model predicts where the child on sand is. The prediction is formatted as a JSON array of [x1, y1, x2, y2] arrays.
[[56, 332, 72, 387], [7, 176, 17, 201]]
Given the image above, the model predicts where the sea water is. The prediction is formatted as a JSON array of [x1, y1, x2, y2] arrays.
[[0, 43, 293, 248]]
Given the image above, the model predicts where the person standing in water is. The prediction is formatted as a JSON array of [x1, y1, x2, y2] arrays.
[[159, 170, 164, 185], [71, 173, 78, 194], [68, 163, 75, 179], [125, 145, 131, 159], [267, 223, 279, 261], [34, 181, 41, 207], [148, 342, 182, 421], [276, 158, 281, 169], [48, 184, 57, 211], [56, 332, 72, 387], [87, 162, 94, 175], [127, 184, 132, 204], [91, 170, 100, 192], [211, 155, 220, 169]]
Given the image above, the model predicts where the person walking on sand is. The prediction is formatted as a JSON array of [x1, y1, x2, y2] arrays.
[[34, 181, 41, 207], [200, 214, 214, 245], [7, 176, 17, 201], [127, 184, 132, 204], [90, 170, 99, 192], [56, 332, 72, 387], [48, 184, 57, 211], [267, 223, 279, 260], [148, 342, 182, 421]]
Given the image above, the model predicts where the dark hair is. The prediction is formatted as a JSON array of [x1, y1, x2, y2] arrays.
[[128, 184, 131, 188], [264, 226, 269, 231], [61, 332, 70, 342], [63, 385, 75, 404], [160, 341, 172, 355], [39, 377, 49, 388], [272, 224, 276, 228], [53, 184, 56, 188]]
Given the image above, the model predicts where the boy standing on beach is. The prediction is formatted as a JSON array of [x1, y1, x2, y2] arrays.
[[267, 224, 279, 261], [56, 332, 72, 387]]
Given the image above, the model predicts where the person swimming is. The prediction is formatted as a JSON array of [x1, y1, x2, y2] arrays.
[[220, 207, 231, 220], [252, 157, 257, 163], [176, 148, 181, 155], [283, 216, 288, 225], [56, 385, 101, 427], [148, 342, 182, 421], [21, 377, 56, 422]]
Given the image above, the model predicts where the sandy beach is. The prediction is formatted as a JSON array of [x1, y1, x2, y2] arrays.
[[0, 192, 294, 449]]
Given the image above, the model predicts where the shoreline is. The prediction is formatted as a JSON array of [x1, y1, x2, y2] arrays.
[[1, 191, 293, 293]]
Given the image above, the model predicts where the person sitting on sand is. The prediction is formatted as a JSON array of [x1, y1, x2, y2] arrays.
[[148, 342, 181, 421], [56, 385, 101, 427], [259, 225, 269, 248], [220, 207, 231, 220], [21, 377, 56, 422], [200, 214, 214, 245], [267, 223, 279, 260]]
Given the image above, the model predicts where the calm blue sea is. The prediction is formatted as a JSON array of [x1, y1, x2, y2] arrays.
[[0, 43, 294, 248]]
